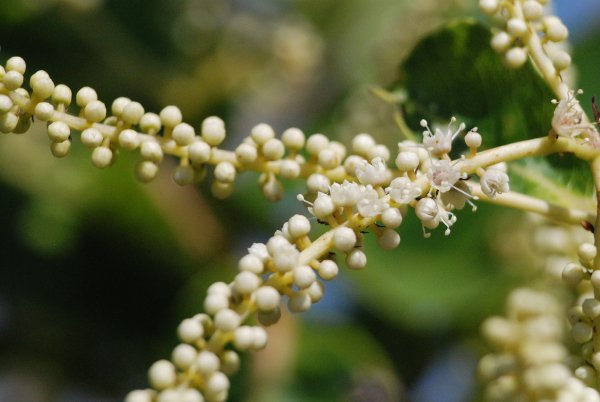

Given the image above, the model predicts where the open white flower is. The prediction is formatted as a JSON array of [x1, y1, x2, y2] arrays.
[[386, 177, 422, 204], [421, 117, 466, 157], [428, 159, 462, 193], [357, 185, 389, 217], [355, 157, 390, 186], [481, 168, 509, 198], [330, 180, 362, 207], [552, 90, 597, 139]]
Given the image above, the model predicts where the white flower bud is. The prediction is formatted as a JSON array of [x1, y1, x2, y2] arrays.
[[288, 292, 311, 312], [238, 254, 264, 274], [318, 148, 340, 169], [118, 129, 140, 150], [197, 351, 220, 374], [306, 133, 329, 156], [91, 146, 113, 169], [159, 105, 182, 127], [395, 151, 419, 171], [139, 112, 161, 134], [83, 100, 107, 122], [288, 214, 311, 239], [206, 372, 230, 395], [50, 140, 71, 158], [491, 31, 512, 53], [293, 265, 316, 289], [258, 308, 281, 326], [111, 97, 131, 116], [523, 1, 543, 20], [140, 140, 164, 163], [562, 262, 585, 286], [583, 298, 600, 320], [30, 72, 55, 99], [52, 84, 72, 105], [148, 360, 176, 390], [279, 159, 300, 179], [578, 243, 597, 264], [6, 56, 26, 74], [506, 18, 528, 37], [214, 309, 241, 332], [221, 350, 241, 375], [551, 50, 571, 71], [307, 173, 330, 193], [177, 318, 204, 343], [0, 112, 18, 133], [479, 0, 498, 14], [465, 129, 482, 149], [505, 47, 528, 68], [204, 293, 229, 315], [201, 116, 226, 146], [544, 16, 568, 42], [262, 177, 284, 202], [254, 286, 280, 311], [252, 327, 268, 349], [333, 227, 357, 252], [33, 102, 53, 121], [122, 101, 144, 125], [173, 165, 195, 185], [352, 133, 376, 156], [214, 161, 236, 183], [250, 123, 275, 145], [318, 260, 338, 280], [346, 249, 367, 269], [80, 128, 103, 148], [378, 228, 400, 250], [572, 322, 593, 344], [306, 281, 324, 303], [281, 127, 305, 150], [312, 192, 335, 219], [233, 271, 261, 295], [172, 122, 195, 146], [235, 142, 257, 165], [233, 326, 254, 350], [262, 138, 285, 160], [47, 121, 70, 142], [481, 168, 509, 198], [416, 197, 438, 223], [381, 207, 403, 228], [171, 343, 197, 369], [135, 161, 159, 183], [367, 144, 391, 162], [76, 86, 97, 108], [3, 70, 23, 90]]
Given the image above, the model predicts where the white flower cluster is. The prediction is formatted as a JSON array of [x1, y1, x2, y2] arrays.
[[479, 288, 600, 402], [551, 90, 600, 145], [480, 0, 571, 71]]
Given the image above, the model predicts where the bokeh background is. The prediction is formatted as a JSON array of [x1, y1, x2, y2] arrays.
[[0, 0, 599, 401]]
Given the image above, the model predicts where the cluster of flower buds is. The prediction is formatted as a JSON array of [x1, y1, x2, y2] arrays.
[[479, 0, 571, 71], [479, 288, 600, 402]]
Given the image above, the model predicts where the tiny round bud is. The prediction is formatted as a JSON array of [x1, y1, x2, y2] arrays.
[[6, 56, 26, 74], [47, 121, 70, 142], [111, 97, 131, 116], [416, 197, 438, 223], [258, 307, 281, 326], [306, 173, 330, 193], [34, 102, 54, 121], [313, 193, 335, 219], [173, 165, 195, 185], [254, 286, 280, 311], [281, 127, 305, 150], [0, 95, 12, 114], [479, 0, 499, 14], [177, 318, 204, 343], [318, 260, 338, 280], [235, 143, 258, 164], [214, 309, 240, 332], [288, 292, 311, 313], [491, 31, 512, 53], [3, 70, 24, 90], [118, 129, 140, 150], [251, 123, 275, 145], [214, 161, 236, 183], [572, 322, 593, 344], [50, 140, 71, 158], [552, 51, 571, 71], [140, 140, 164, 163], [221, 350, 240, 375], [367, 144, 390, 161], [523, 1, 543, 20], [0, 112, 18, 133], [562, 263, 585, 286], [233, 326, 254, 350], [279, 159, 300, 179], [81, 128, 104, 148], [381, 207, 403, 228], [52, 84, 72, 105], [91, 146, 113, 169], [261, 177, 284, 202], [238, 254, 264, 274], [395, 151, 420, 171], [76, 86, 98, 107], [139, 112, 161, 134], [378, 228, 400, 250], [122, 101, 144, 124], [505, 47, 528, 68], [288, 214, 311, 238], [262, 138, 285, 160], [352, 133, 376, 156], [293, 265, 316, 289], [306, 133, 329, 156], [211, 181, 234, 199], [172, 343, 197, 369], [83, 100, 107, 123], [465, 130, 482, 148], [251, 327, 268, 349], [578, 243, 597, 263], [204, 293, 229, 315], [135, 161, 159, 183], [159, 105, 182, 127], [506, 18, 528, 37], [544, 16, 568, 42], [197, 351, 220, 375], [583, 298, 600, 320], [333, 227, 357, 252], [318, 148, 340, 169], [346, 249, 367, 269], [200, 116, 225, 146], [188, 140, 211, 166], [172, 122, 195, 146], [233, 271, 261, 295], [30, 73, 55, 99], [206, 372, 229, 395], [148, 360, 176, 390]]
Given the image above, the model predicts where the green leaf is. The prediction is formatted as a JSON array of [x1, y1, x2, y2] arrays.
[[395, 19, 593, 198]]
